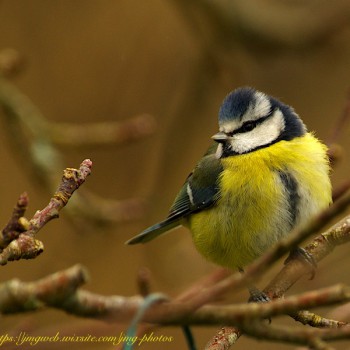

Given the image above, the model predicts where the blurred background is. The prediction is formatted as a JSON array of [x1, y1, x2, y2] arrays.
[[0, 1, 350, 349]]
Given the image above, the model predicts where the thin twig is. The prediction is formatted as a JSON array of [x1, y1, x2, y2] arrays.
[[264, 215, 350, 300], [201, 214, 350, 349], [241, 190, 350, 290], [0, 271, 349, 327], [0, 192, 29, 250], [0, 159, 92, 265], [1, 215, 350, 349]]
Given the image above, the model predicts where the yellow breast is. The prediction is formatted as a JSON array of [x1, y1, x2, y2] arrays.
[[188, 133, 331, 269]]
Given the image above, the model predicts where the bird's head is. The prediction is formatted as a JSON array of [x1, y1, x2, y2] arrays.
[[213, 87, 306, 158]]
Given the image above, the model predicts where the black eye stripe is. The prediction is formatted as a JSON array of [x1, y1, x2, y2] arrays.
[[226, 109, 275, 136]]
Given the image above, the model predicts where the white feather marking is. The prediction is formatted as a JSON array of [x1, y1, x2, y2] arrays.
[[187, 183, 194, 205], [243, 92, 271, 121], [215, 144, 223, 159]]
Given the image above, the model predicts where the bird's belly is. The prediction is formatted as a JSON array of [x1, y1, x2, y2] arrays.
[[188, 137, 332, 270], [188, 182, 289, 269], [188, 162, 299, 269]]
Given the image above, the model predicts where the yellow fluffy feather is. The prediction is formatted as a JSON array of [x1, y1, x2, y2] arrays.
[[188, 133, 331, 268]]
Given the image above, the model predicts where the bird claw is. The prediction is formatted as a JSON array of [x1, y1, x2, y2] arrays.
[[248, 287, 270, 303], [285, 247, 317, 280], [248, 287, 271, 323]]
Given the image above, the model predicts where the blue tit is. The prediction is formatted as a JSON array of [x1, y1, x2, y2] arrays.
[[126, 87, 332, 270]]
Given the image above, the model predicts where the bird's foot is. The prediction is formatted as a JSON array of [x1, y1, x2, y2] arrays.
[[248, 286, 270, 304], [248, 286, 271, 323], [284, 247, 317, 280]]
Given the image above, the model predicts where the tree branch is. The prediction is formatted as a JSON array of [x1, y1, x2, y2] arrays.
[[0, 159, 92, 265], [0, 211, 349, 350], [204, 213, 350, 349]]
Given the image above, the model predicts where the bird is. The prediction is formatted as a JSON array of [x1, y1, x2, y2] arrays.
[[126, 87, 332, 272]]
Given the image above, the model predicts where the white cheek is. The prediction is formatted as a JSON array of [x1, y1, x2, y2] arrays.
[[231, 110, 285, 154]]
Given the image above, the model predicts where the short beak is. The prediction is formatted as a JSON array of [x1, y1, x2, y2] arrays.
[[211, 132, 228, 143]]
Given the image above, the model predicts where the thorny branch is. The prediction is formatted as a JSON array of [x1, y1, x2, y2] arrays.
[[0, 159, 92, 265]]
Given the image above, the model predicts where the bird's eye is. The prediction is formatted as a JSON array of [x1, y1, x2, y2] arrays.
[[240, 121, 256, 133]]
